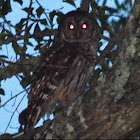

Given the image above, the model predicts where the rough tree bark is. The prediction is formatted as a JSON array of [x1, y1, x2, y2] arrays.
[[16, 1, 140, 139]]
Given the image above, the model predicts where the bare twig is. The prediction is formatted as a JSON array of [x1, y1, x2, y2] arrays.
[[0, 88, 30, 108], [1, 59, 15, 64], [12, 91, 17, 107], [9, 125, 19, 130], [4, 93, 27, 133], [35, 0, 50, 27], [22, 0, 33, 53], [3, 106, 13, 113]]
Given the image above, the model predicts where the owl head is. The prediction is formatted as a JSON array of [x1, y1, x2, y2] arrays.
[[58, 10, 99, 44]]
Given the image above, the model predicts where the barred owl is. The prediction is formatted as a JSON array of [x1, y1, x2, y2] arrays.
[[19, 10, 99, 132]]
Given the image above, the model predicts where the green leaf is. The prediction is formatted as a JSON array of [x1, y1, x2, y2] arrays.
[[34, 23, 41, 33], [22, 7, 34, 17], [13, 0, 23, 5], [20, 75, 31, 89], [114, 0, 120, 9], [80, 0, 90, 12], [36, 6, 44, 18], [33, 23, 43, 43], [0, 32, 6, 42], [26, 41, 33, 47], [42, 28, 54, 36], [15, 18, 26, 30], [1, 0, 12, 16], [56, 12, 64, 24], [120, 4, 127, 11], [0, 88, 5, 95], [102, 0, 107, 6], [90, 1, 98, 13], [63, 0, 76, 8], [49, 10, 56, 26], [40, 19, 48, 26], [26, 23, 34, 33]]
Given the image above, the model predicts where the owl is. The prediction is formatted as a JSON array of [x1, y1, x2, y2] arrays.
[[19, 10, 99, 132]]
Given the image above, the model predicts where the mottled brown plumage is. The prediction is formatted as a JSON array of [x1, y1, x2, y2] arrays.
[[19, 10, 99, 132]]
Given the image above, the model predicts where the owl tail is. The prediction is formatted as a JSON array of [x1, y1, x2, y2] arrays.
[[24, 105, 44, 132], [18, 106, 42, 133], [19, 99, 57, 133]]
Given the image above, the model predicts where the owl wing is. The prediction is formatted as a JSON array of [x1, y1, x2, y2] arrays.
[[24, 42, 95, 132]]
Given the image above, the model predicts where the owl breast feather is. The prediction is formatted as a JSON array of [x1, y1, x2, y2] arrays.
[[26, 41, 97, 132]]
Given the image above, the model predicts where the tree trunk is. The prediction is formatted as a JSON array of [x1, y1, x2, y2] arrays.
[[16, 1, 140, 139]]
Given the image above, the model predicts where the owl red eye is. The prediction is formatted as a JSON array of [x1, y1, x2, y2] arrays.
[[82, 23, 87, 29], [69, 24, 75, 29]]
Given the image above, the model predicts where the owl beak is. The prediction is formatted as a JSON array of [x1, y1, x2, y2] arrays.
[[76, 31, 80, 38]]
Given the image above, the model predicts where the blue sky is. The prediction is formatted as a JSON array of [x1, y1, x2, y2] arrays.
[[0, 0, 134, 135]]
